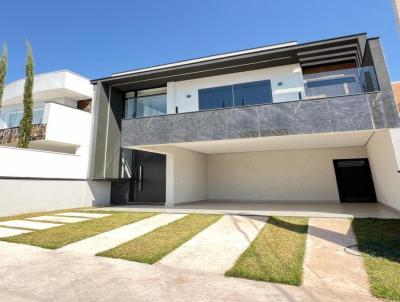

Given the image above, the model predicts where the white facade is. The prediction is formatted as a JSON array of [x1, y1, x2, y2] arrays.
[[0, 71, 107, 216], [366, 129, 400, 210]]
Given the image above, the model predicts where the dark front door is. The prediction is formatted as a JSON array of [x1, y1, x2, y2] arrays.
[[333, 159, 377, 203], [129, 150, 166, 205]]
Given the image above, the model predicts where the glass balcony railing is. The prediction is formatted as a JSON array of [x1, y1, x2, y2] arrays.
[[0, 107, 45, 130], [303, 66, 379, 99], [123, 66, 380, 120]]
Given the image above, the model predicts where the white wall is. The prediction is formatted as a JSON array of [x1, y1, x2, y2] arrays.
[[0, 180, 110, 217], [0, 147, 88, 179], [367, 129, 400, 211], [206, 147, 367, 202], [166, 64, 305, 114], [135, 145, 208, 206], [44, 102, 92, 151]]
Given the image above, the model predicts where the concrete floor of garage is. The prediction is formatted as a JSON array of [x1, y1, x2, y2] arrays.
[[94, 200, 400, 218]]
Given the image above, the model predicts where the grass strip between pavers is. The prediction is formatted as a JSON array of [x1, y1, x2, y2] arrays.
[[1, 212, 156, 249], [225, 216, 308, 286], [97, 214, 222, 264], [352, 218, 400, 301]]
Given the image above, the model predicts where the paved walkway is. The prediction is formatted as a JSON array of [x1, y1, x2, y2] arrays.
[[160, 215, 266, 273], [0, 241, 379, 302], [304, 218, 371, 296], [0, 220, 62, 230], [0, 227, 31, 238], [0, 211, 105, 238], [59, 213, 187, 255], [28, 215, 90, 223]]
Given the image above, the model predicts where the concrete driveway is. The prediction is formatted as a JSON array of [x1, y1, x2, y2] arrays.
[[0, 241, 379, 302], [0, 214, 382, 302]]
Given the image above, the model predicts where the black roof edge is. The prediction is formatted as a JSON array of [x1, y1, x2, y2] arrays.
[[108, 40, 298, 79], [91, 32, 370, 84]]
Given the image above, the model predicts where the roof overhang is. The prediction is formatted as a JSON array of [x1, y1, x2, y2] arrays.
[[91, 33, 368, 92], [4, 71, 92, 105]]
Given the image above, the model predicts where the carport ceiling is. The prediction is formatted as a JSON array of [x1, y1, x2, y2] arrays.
[[172, 130, 374, 154]]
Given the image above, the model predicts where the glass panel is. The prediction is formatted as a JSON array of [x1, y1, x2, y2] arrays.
[[126, 94, 167, 118], [32, 107, 44, 125], [0, 107, 44, 129], [306, 77, 356, 88], [303, 66, 379, 99], [198, 85, 233, 110], [233, 80, 272, 107]]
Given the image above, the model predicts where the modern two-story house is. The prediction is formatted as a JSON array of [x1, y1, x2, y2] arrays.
[[88, 33, 400, 211]]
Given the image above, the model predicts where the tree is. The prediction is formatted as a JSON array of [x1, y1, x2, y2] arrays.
[[18, 42, 34, 148], [0, 44, 7, 110]]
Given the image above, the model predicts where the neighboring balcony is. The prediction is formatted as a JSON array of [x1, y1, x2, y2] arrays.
[[0, 102, 91, 153], [121, 66, 400, 147]]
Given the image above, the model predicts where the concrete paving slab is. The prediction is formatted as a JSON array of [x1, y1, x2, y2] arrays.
[[0, 227, 31, 238], [0, 220, 62, 230], [159, 215, 267, 274], [28, 216, 90, 223], [59, 213, 187, 255], [55, 212, 111, 218], [303, 218, 371, 296]]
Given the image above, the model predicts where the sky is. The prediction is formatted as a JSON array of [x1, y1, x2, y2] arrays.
[[0, 0, 399, 83]]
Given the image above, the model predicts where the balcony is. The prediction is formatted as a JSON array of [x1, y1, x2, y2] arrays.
[[0, 102, 91, 153], [0, 124, 46, 144], [121, 66, 400, 147]]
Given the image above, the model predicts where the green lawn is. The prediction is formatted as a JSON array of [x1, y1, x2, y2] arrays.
[[98, 214, 221, 264], [352, 219, 400, 301], [225, 216, 309, 286], [1, 211, 156, 249]]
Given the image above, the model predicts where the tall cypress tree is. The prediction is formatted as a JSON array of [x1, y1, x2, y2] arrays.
[[18, 42, 34, 148], [0, 44, 7, 110]]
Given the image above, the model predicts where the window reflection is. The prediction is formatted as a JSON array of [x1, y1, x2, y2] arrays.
[[198, 80, 272, 111], [125, 87, 167, 118]]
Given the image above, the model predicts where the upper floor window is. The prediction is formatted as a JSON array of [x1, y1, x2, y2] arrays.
[[198, 80, 272, 111], [125, 87, 167, 119]]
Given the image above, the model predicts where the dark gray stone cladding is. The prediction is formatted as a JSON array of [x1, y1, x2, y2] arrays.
[[121, 92, 400, 147]]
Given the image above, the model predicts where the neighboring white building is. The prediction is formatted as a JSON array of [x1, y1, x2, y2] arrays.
[[0, 71, 109, 216], [393, 0, 400, 32]]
